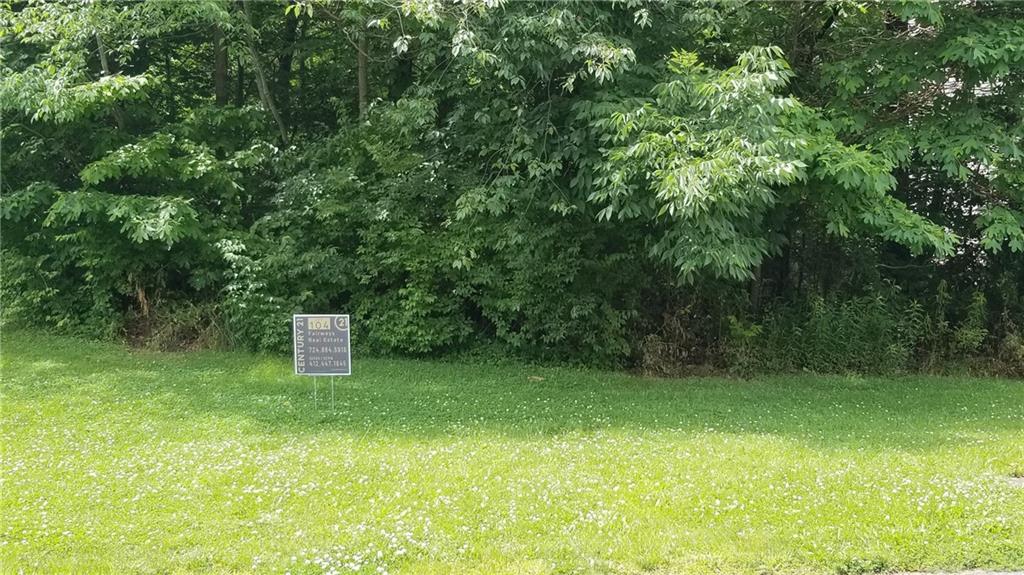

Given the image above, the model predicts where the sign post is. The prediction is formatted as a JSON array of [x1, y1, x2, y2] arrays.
[[293, 314, 351, 409]]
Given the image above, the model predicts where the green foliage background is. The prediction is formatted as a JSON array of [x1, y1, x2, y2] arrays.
[[2, 0, 1022, 373]]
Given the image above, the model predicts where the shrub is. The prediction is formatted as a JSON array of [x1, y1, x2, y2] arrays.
[[727, 295, 926, 374], [952, 291, 989, 357], [0, 248, 121, 339], [218, 238, 298, 354], [129, 301, 230, 351], [217, 103, 650, 365]]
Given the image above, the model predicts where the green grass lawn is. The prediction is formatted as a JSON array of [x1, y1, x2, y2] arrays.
[[1, 332, 1023, 575]]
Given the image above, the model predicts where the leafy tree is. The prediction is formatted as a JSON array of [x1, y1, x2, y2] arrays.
[[2, 0, 1021, 371]]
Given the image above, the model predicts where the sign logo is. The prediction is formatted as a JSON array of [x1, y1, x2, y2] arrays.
[[293, 314, 351, 376]]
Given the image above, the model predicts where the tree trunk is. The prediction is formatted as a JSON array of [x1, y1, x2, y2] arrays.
[[214, 25, 229, 106], [164, 49, 174, 118], [236, 54, 245, 106], [750, 264, 763, 316], [297, 52, 306, 108], [276, 7, 298, 119], [357, 33, 368, 119], [389, 49, 414, 101], [241, 0, 289, 145], [96, 33, 127, 131]]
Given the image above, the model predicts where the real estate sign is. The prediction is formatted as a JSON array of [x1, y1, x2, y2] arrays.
[[293, 314, 351, 376]]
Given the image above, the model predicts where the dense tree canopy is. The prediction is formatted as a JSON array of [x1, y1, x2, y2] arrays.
[[2, 0, 1022, 373]]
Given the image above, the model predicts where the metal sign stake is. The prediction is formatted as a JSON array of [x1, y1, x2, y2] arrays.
[[331, 376, 335, 411]]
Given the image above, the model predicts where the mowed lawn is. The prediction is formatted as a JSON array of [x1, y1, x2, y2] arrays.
[[1, 333, 1023, 575]]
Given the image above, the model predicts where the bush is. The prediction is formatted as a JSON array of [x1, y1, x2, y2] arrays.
[[727, 295, 926, 374], [129, 301, 230, 351], [0, 248, 121, 339], [216, 102, 650, 365], [952, 291, 989, 357], [218, 238, 299, 354], [638, 285, 747, 375]]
